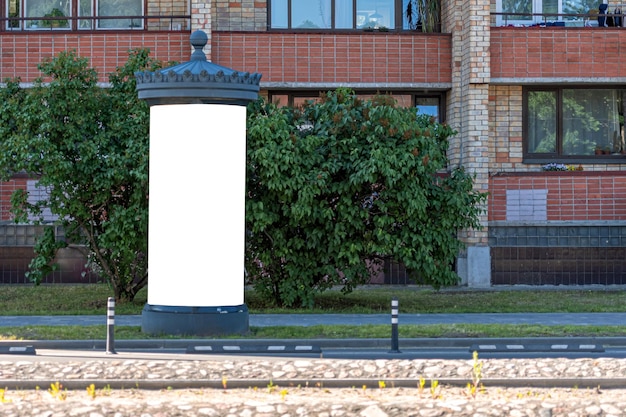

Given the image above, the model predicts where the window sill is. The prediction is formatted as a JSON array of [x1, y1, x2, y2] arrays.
[[491, 170, 626, 177], [523, 156, 626, 164]]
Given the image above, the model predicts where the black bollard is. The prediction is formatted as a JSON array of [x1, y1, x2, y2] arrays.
[[106, 297, 116, 354], [389, 297, 401, 353]]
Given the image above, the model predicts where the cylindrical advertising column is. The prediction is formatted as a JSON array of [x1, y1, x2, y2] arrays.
[[136, 30, 261, 336]]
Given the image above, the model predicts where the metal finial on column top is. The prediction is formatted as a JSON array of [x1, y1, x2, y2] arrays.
[[190, 30, 208, 61], [135, 29, 261, 106]]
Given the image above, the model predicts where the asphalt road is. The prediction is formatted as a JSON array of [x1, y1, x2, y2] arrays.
[[3, 312, 626, 327]]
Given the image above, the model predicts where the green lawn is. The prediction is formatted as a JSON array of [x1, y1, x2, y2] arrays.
[[1, 284, 626, 340], [2, 284, 626, 315]]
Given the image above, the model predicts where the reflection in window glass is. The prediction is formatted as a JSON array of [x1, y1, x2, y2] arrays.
[[402, 0, 412, 29], [393, 94, 412, 107], [268, 91, 442, 120], [357, 0, 395, 28], [270, 94, 290, 107], [25, 0, 71, 29], [335, 0, 354, 28], [269, 0, 417, 29], [271, 0, 288, 28], [78, 0, 93, 29], [541, 0, 558, 15], [501, 0, 532, 21], [562, 0, 596, 20], [416, 97, 440, 121], [562, 89, 623, 155], [527, 91, 557, 153], [526, 88, 626, 157], [97, 0, 142, 28], [9, 0, 146, 30], [7, 0, 21, 28], [292, 0, 331, 28]]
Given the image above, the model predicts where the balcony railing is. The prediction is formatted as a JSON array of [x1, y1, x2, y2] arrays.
[[492, 12, 625, 27], [1, 14, 191, 32]]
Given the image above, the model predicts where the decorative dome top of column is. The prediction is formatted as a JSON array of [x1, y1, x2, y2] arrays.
[[135, 30, 262, 106]]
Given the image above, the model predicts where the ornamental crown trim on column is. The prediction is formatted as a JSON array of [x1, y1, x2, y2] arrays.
[[135, 69, 262, 85], [135, 30, 261, 106]]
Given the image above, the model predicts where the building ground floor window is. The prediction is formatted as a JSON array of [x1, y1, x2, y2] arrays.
[[524, 87, 626, 162], [267, 89, 446, 122]]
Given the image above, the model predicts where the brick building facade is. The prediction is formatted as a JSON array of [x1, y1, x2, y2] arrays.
[[1, 0, 625, 285]]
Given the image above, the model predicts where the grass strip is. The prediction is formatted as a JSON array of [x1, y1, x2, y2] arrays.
[[3, 285, 626, 315], [1, 324, 626, 341]]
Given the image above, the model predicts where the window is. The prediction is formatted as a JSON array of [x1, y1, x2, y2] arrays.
[[269, 0, 419, 30], [5, 0, 143, 30], [268, 90, 445, 121], [416, 96, 441, 122], [524, 87, 626, 160], [24, 0, 71, 29], [496, 0, 596, 26]]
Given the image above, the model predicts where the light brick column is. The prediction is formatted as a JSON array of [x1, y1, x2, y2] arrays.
[[191, 0, 212, 57], [213, 0, 267, 31], [444, 0, 492, 287]]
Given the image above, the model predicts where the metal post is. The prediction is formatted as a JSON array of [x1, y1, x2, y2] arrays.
[[106, 297, 116, 354], [389, 297, 401, 353]]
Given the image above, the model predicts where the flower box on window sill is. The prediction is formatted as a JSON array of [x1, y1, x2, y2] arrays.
[[541, 163, 584, 172]]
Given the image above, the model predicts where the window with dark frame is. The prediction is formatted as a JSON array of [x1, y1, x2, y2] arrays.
[[524, 87, 626, 161], [5, 0, 143, 30], [269, 0, 417, 30], [267, 90, 445, 122]]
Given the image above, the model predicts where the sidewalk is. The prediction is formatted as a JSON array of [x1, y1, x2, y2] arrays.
[[2, 312, 625, 327]]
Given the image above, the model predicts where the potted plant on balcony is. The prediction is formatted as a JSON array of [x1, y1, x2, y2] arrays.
[[42, 8, 68, 28]]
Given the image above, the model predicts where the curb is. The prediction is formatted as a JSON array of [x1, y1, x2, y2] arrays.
[[3, 336, 626, 350], [2, 377, 626, 391]]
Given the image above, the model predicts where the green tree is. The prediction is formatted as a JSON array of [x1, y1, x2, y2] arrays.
[[0, 49, 160, 302], [245, 89, 486, 307]]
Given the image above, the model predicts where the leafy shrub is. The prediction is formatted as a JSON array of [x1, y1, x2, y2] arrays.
[[245, 89, 486, 307], [0, 49, 160, 302]]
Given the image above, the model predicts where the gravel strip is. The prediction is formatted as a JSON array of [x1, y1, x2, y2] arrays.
[[1, 357, 626, 416]]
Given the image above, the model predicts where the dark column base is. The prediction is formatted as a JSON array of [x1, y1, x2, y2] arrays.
[[141, 304, 249, 336]]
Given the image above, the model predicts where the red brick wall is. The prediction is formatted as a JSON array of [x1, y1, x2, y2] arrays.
[[489, 172, 626, 222], [212, 32, 452, 84], [0, 32, 191, 82], [0, 178, 28, 222], [491, 28, 626, 78], [2, 31, 452, 84]]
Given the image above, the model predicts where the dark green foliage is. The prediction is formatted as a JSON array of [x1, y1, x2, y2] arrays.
[[245, 88, 486, 307], [0, 49, 160, 302]]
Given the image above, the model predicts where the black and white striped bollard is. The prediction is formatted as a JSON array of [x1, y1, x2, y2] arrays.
[[389, 297, 401, 353], [106, 297, 116, 354]]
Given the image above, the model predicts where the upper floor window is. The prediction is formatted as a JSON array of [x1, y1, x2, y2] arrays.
[[5, 0, 143, 30], [496, 0, 599, 26], [269, 0, 421, 30], [524, 87, 626, 161]]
